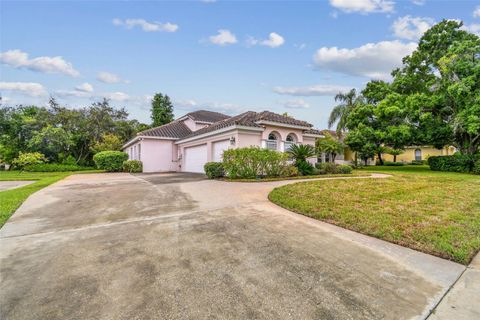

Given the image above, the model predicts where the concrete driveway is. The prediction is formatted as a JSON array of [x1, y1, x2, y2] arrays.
[[0, 173, 465, 319]]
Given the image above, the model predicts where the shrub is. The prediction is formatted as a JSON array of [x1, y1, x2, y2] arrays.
[[204, 162, 224, 179], [93, 151, 128, 172], [316, 162, 339, 174], [428, 154, 475, 173], [337, 164, 353, 174], [223, 147, 289, 179], [296, 160, 314, 176], [383, 161, 405, 166], [12, 152, 47, 169], [23, 163, 94, 172], [123, 160, 143, 173], [62, 155, 77, 165], [410, 160, 426, 165], [284, 165, 299, 177], [473, 159, 480, 175]]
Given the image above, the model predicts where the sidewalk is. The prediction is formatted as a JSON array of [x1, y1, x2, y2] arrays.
[[428, 253, 480, 319]]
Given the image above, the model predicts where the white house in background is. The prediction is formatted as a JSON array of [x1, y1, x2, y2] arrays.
[[122, 110, 323, 173]]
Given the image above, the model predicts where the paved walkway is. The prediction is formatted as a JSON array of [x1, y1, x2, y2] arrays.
[[0, 173, 469, 319], [0, 180, 35, 191]]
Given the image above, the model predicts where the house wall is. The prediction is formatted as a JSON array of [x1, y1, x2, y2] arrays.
[[261, 125, 305, 144], [236, 130, 262, 148], [125, 139, 178, 173], [382, 146, 454, 162], [177, 129, 239, 171]]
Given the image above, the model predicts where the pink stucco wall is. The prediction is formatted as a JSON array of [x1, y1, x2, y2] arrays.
[[261, 125, 305, 144], [182, 118, 209, 131], [126, 138, 178, 173]]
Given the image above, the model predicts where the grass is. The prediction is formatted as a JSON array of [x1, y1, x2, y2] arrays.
[[221, 172, 368, 182], [269, 165, 480, 264], [0, 170, 101, 228]]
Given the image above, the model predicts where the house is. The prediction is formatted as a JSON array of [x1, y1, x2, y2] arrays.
[[317, 130, 456, 165], [122, 110, 323, 173]]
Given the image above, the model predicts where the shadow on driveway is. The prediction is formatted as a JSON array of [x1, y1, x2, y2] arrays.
[[134, 172, 206, 185]]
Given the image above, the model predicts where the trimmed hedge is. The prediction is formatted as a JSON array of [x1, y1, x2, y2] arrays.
[[123, 160, 143, 173], [428, 154, 476, 173], [223, 147, 290, 179], [473, 159, 480, 175], [384, 161, 405, 166], [23, 163, 94, 172], [204, 162, 224, 179], [93, 151, 128, 172], [338, 164, 353, 174]]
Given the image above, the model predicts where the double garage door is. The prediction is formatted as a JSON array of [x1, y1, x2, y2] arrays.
[[183, 140, 229, 173]]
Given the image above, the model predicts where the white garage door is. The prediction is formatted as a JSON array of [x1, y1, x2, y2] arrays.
[[213, 140, 230, 162], [184, 144, 207, 173]]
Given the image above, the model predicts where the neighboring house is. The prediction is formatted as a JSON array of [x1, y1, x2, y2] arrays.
[[317, 130, 456, 165], [122, 110, 323, 173]]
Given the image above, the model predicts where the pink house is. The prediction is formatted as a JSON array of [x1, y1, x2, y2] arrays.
[[122, 110, 323, 173]]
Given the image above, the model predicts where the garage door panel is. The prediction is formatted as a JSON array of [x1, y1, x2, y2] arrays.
[[184, 144, 207, 173], [213, 140, 230, 163]]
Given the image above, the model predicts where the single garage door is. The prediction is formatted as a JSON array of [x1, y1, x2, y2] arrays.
[[184, 144, 207, 173], [213, 140, 230, 162]]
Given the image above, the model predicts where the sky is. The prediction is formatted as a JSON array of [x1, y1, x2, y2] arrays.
[[1, 0, 479, 129]]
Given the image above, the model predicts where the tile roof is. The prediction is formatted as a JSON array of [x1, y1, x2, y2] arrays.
[[138, 120, 192, 138], [184, 110, 230, 123], [180, 111, 262, 139], [255, 111, 312, 127], [304, 128, 324, 136]]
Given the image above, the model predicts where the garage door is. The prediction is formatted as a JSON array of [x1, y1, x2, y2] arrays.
[[184, 144, 207, 173], [213, 140, 230, 162]]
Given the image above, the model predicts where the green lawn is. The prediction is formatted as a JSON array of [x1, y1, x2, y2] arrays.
[[269, 165, 480, 264], [0, 170, 101, 228]]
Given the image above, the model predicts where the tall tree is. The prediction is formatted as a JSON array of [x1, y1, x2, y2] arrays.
[[390, 20, 480, 154], [328, 89, 362, 136], [151, 93, 174, 127]]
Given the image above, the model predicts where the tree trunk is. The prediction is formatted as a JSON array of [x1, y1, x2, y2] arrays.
[[364, 158, 368, 166], [393, 154, 397, 162], [377, 152, 384, 165]]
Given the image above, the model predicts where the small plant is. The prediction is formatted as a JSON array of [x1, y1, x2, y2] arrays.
[[123, 160, 143, 173], [337, 164, 353, 174], [410, 160, 425, 165], [12, 152, 47, 169], [204, 162, 224, 179], [93, 151, 128, 172]]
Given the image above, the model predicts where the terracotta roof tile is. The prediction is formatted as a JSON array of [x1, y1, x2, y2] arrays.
[[138, 121, 192, 138]]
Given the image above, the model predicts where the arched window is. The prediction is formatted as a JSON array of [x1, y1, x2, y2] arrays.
[[266, 132, 278, 150], [285, 134, 297, 151], [415, 148, 422, 161]]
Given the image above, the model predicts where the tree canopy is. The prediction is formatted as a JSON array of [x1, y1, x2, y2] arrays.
[[151, 93, 174, 127], [335, 20, 480, 161]]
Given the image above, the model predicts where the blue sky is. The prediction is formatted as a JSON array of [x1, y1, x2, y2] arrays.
[[1, 0, 479, 129]]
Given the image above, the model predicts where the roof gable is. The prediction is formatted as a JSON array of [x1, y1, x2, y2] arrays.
[[184, 110, 230, 123]]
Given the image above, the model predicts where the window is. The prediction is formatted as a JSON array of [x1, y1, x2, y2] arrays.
[[266, 133, 278, 150], [415, 148, 422, 161], [285, 134, 296, 151]]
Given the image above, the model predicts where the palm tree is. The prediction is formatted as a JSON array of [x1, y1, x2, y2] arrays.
[[328, 89, 361, 136], [287, 144, 316, 163]]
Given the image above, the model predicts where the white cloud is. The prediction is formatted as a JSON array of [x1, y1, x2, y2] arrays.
[[0, 49, 80, 77], [174, 99, 247, 115], [313, 40, 417, 79], [411, 0, 425, 5], [474, 6, 480, 18], [103, 91, 130, 102], [209, 29, 237, 46], [0, 82, 47, 97], [248, 32, 285, 48], [113, 18, 178, 32], [273, 84, 353, 96], [75, 82, 93, 93], [97, 71, 128, 84], [329, 0, 394, 14], [462, 23, 480, 36], [392, 16, 434, 40], [280, 99, 310, 109]]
